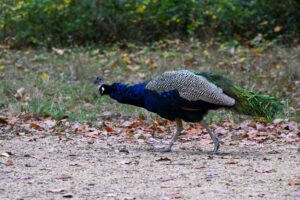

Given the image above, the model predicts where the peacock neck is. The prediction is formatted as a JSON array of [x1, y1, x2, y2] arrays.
[[108, 82, 146, 108]]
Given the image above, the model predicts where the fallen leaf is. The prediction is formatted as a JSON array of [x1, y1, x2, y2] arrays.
[[122, 53, 131, 64], [105, 126, 115, 132], [30, 123, 44, 130], [145, 58, 158, 68], [118, 146, 129, 154], [255, 168, 276, 173], [62, 192, 73, 198], [0, 117, 8, 124], [275, 64, 281, 70], [17, 132, 26, 136], [260, 20, 268, 25], [206, 171, 218, 177], [44, 120, 56, 129], [214, 127, 227, 135], [203, 50, 210, 57], [281, 122, 296, 131], [156, 156, 171, 162], [40, 72, 49, 81], [159, 176, 173, 182], [256, 124, 266, 131], [8, 116, 18, 125], [111, 60, 119, 68], [5, 160, 14, 166], [55, 174, 72, 181], [127, 65, 141, 71], [52, 47, 65, 55], [273, 119, 283, 125], [274, 25, 282, 32], [15, 87, 25, 99], [47, 189, 66, 194], [288, 179, 300, 186], [0, 152, 11, 157], [225, 159, 238, 164], [120, 160, 132, 165], [0, 60, 4, 71]]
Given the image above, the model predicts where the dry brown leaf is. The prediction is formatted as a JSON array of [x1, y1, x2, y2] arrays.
[[105, 126, 115, 132], [5, 160, 14, 166], [225, 159, 238, 164], [111, 60, 119, 68], [55, 174, 72, 181], [122, 53, 131, 64], [120, 160, 132, 165], [274, 25, 282, 32], [30, 123, 44, 130], [0, 117, 8, 124], [8, 116, 18, 125], [159, 176, 173, 182], [288, 179, 300, 186], [62, 192, 73, 198], [255, 168, 276, 173], [156, 156, 171, 162]]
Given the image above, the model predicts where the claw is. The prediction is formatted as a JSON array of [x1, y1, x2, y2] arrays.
[[201, 122, 222, 155], [212, 138, 220, 154]]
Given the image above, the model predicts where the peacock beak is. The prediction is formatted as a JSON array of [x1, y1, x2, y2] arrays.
[[94, 76, 105, 96]]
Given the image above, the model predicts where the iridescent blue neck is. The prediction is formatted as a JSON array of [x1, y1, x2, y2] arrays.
[[107, 82, 147, 108]]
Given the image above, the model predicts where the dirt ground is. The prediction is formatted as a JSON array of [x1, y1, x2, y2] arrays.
[[0, 132, 299, 200]]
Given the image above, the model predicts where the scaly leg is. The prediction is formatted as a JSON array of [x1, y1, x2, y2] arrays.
[[201, 122, 220, 154], [159, 119, 183, 152]]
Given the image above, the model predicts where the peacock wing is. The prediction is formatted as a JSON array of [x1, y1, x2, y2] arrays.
[[145, 70, 235, 106]]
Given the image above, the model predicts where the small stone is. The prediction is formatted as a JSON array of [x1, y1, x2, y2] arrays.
[[62, 192, 73, 198]]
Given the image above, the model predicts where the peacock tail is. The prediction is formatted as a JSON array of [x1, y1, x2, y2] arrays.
[[195, 71, 284, 120]]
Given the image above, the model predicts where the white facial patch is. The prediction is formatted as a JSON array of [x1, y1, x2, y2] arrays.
[[101, 87, 105, 93]]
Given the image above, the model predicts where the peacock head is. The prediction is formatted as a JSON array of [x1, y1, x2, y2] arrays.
[[94, 76, 110, 96], [94, 76, 105, 95]]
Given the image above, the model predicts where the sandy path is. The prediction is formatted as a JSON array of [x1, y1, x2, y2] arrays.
[[0, 134, 299, 200]]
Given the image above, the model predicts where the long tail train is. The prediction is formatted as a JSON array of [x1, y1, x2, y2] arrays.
[[196, 72, 284, 120]]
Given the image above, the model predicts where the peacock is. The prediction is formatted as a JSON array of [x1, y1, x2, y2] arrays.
[[95, 70, 283, 153]]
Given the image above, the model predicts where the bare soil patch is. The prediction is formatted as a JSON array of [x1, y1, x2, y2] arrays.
[[1, 133, 299, 200]]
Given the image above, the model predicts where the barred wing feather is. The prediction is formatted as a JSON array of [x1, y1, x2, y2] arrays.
[[145, 70, 235, 106]]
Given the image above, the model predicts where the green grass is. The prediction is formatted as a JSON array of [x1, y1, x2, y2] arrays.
[[0, 41, 299, 122]]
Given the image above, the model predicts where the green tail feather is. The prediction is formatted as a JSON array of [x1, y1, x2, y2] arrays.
[[195, 72, 284, 120]]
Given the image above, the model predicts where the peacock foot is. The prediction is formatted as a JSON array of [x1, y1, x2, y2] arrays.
[[211, 138, 224, 154], [156, 146, 172, 153]]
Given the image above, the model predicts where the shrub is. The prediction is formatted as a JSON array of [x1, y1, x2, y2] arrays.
[[1, 0, 300, 46]]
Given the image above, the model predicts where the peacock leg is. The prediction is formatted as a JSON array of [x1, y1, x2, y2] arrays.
[[159, 119, 183, 152], [201, 122, 220, 154]]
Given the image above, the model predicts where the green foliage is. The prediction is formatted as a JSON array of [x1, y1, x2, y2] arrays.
[[1, 0, 300, 46]]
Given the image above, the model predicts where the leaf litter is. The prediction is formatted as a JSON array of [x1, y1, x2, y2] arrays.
[[0, 112, 299, 146]]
